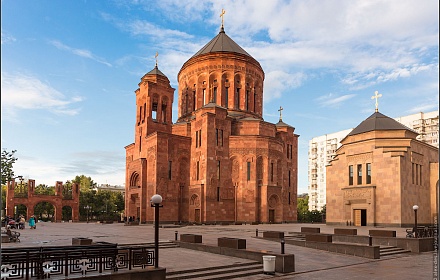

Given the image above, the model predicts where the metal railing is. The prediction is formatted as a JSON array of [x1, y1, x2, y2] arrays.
[[1, 244, 155, 279]]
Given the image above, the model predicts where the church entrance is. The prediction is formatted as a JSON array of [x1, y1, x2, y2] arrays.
[[269, 209, 275, 223], [195, 209, 200, 224], [354, 209, 367, 226]]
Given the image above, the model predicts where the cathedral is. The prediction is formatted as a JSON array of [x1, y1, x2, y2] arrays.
[[124, 22, 299, 224]]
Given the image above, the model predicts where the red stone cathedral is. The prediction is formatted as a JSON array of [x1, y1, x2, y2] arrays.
[[125, 24, 299, 224]]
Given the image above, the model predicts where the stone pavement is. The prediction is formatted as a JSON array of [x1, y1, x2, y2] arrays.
[[1, 222, 437, 279]]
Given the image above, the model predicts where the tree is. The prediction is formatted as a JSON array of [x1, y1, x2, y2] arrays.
[[297, 195, 310, 222], [72, 175, 95, 192], [1, 185, 6, 212], [1, 149, 18, 184]]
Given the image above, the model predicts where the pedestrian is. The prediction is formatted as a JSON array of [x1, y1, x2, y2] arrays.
[[19, 215, 25, 229], [29, 215, 36, 229]]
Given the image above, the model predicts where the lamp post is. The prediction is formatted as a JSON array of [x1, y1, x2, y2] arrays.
[[413, 205, 419, 238], [84, 205, 91, 223], [151, 194, 163, 268]]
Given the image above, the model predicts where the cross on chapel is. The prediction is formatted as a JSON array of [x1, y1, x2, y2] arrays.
[[278, 106, 283, 121], [371, 90, 382, 112], [155, 52, 159, 67]]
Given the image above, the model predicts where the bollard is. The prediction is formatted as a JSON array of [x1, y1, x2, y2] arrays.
[[281, 238, 285, 254], [256, 229, 258, 237], [368, 235, 372, 246], [175, 231, 178, 241]]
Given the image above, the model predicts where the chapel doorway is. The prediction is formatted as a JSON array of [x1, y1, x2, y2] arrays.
[[354, 209, 367, 226]]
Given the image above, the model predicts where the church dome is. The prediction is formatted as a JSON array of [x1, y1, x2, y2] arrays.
[[181, 27, 262, 70], [177, 26, 265, 122], [191, 27, 254, 60]]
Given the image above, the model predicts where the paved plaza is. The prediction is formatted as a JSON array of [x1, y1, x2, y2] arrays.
[[1, 222, 437, 279]]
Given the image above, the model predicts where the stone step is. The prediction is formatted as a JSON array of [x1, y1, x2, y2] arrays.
[[166, 262, 264, 280], [379, 246, 411, 256]]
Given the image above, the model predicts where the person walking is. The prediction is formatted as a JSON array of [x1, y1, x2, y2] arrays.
[[19, 215, 25, 229], [29, 215, 36, 229]]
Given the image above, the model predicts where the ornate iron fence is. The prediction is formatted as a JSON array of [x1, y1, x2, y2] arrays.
[[1, 244, 155, 279]]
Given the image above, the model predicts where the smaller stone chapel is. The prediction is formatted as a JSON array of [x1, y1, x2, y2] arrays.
[[326, 94, 439, 227]]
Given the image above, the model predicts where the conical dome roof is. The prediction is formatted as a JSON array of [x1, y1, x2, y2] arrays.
[[347, 111, 416, 136], [146, 65, 167, 77], [190, 27, 254, 60]]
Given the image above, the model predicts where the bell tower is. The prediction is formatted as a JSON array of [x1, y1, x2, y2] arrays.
[[134, 62, 175, 152]]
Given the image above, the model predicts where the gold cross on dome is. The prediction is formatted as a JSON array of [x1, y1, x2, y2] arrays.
[[155, 52, 159, 67], [220, 9, 226, 28], [278, 106, 283, 121], [371, 90, 382, 112]]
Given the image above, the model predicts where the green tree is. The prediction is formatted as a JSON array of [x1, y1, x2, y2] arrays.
[[72, 175, 95, 192], [1, 185, 6, 212], [321, 204, 326, 222], [297, 195, 310, 222], [34, 184, 55, 195], [1, 149, 18, 184]]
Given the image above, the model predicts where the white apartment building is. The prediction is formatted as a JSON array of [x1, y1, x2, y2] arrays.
[[308, 129, 353, 211], [308, 110, 438, 211], [394, 111, 439, 148]]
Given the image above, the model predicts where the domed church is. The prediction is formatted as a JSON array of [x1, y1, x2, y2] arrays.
[[124, 20, 299, 224]]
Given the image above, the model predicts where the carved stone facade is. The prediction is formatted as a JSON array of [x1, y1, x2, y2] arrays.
[[326, 111, 439, 227], [125, 27, 299, 224]]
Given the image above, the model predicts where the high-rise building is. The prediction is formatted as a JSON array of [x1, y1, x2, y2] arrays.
[[394, 111, 439, 148], [308, 129, 352, 211], [308, 110, 438, 211]]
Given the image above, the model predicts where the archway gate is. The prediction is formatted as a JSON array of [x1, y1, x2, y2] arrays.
[[5, 179, 80, 222]]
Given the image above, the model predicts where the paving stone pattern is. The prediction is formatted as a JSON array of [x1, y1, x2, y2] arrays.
[[1, 222, 436, 279]]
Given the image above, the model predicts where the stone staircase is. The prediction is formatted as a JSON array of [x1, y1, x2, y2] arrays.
[[379, 246, 411, 257], [166, 262, 267, 280]]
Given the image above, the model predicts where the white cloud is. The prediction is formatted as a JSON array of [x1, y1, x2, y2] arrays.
[[1, 73, 83, 119], [408, 104, 439, 114], [103, 0, 438, 97], [263, 71, 307, 103], [316, 93, 356, 107], [49, 40, 112, 67], [13, 150, 126, 186], [1, 31, 16, 44]]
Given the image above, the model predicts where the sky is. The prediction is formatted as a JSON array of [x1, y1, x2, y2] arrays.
[[1, 0, 439, 195]]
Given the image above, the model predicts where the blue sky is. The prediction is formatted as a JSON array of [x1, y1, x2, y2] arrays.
[[2, 0, 438, 194]]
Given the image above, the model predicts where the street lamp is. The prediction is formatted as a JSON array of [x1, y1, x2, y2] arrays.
[[413, 205, 419, 238], [151, 194, 163, 268], [84, 205, 91, 223]]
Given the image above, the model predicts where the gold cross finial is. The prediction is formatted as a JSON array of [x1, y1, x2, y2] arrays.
[[155, 52, 159, 67], [220, 9, 226, 28], [371, 90, 382, 112], [278, 106, 283, 121]]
